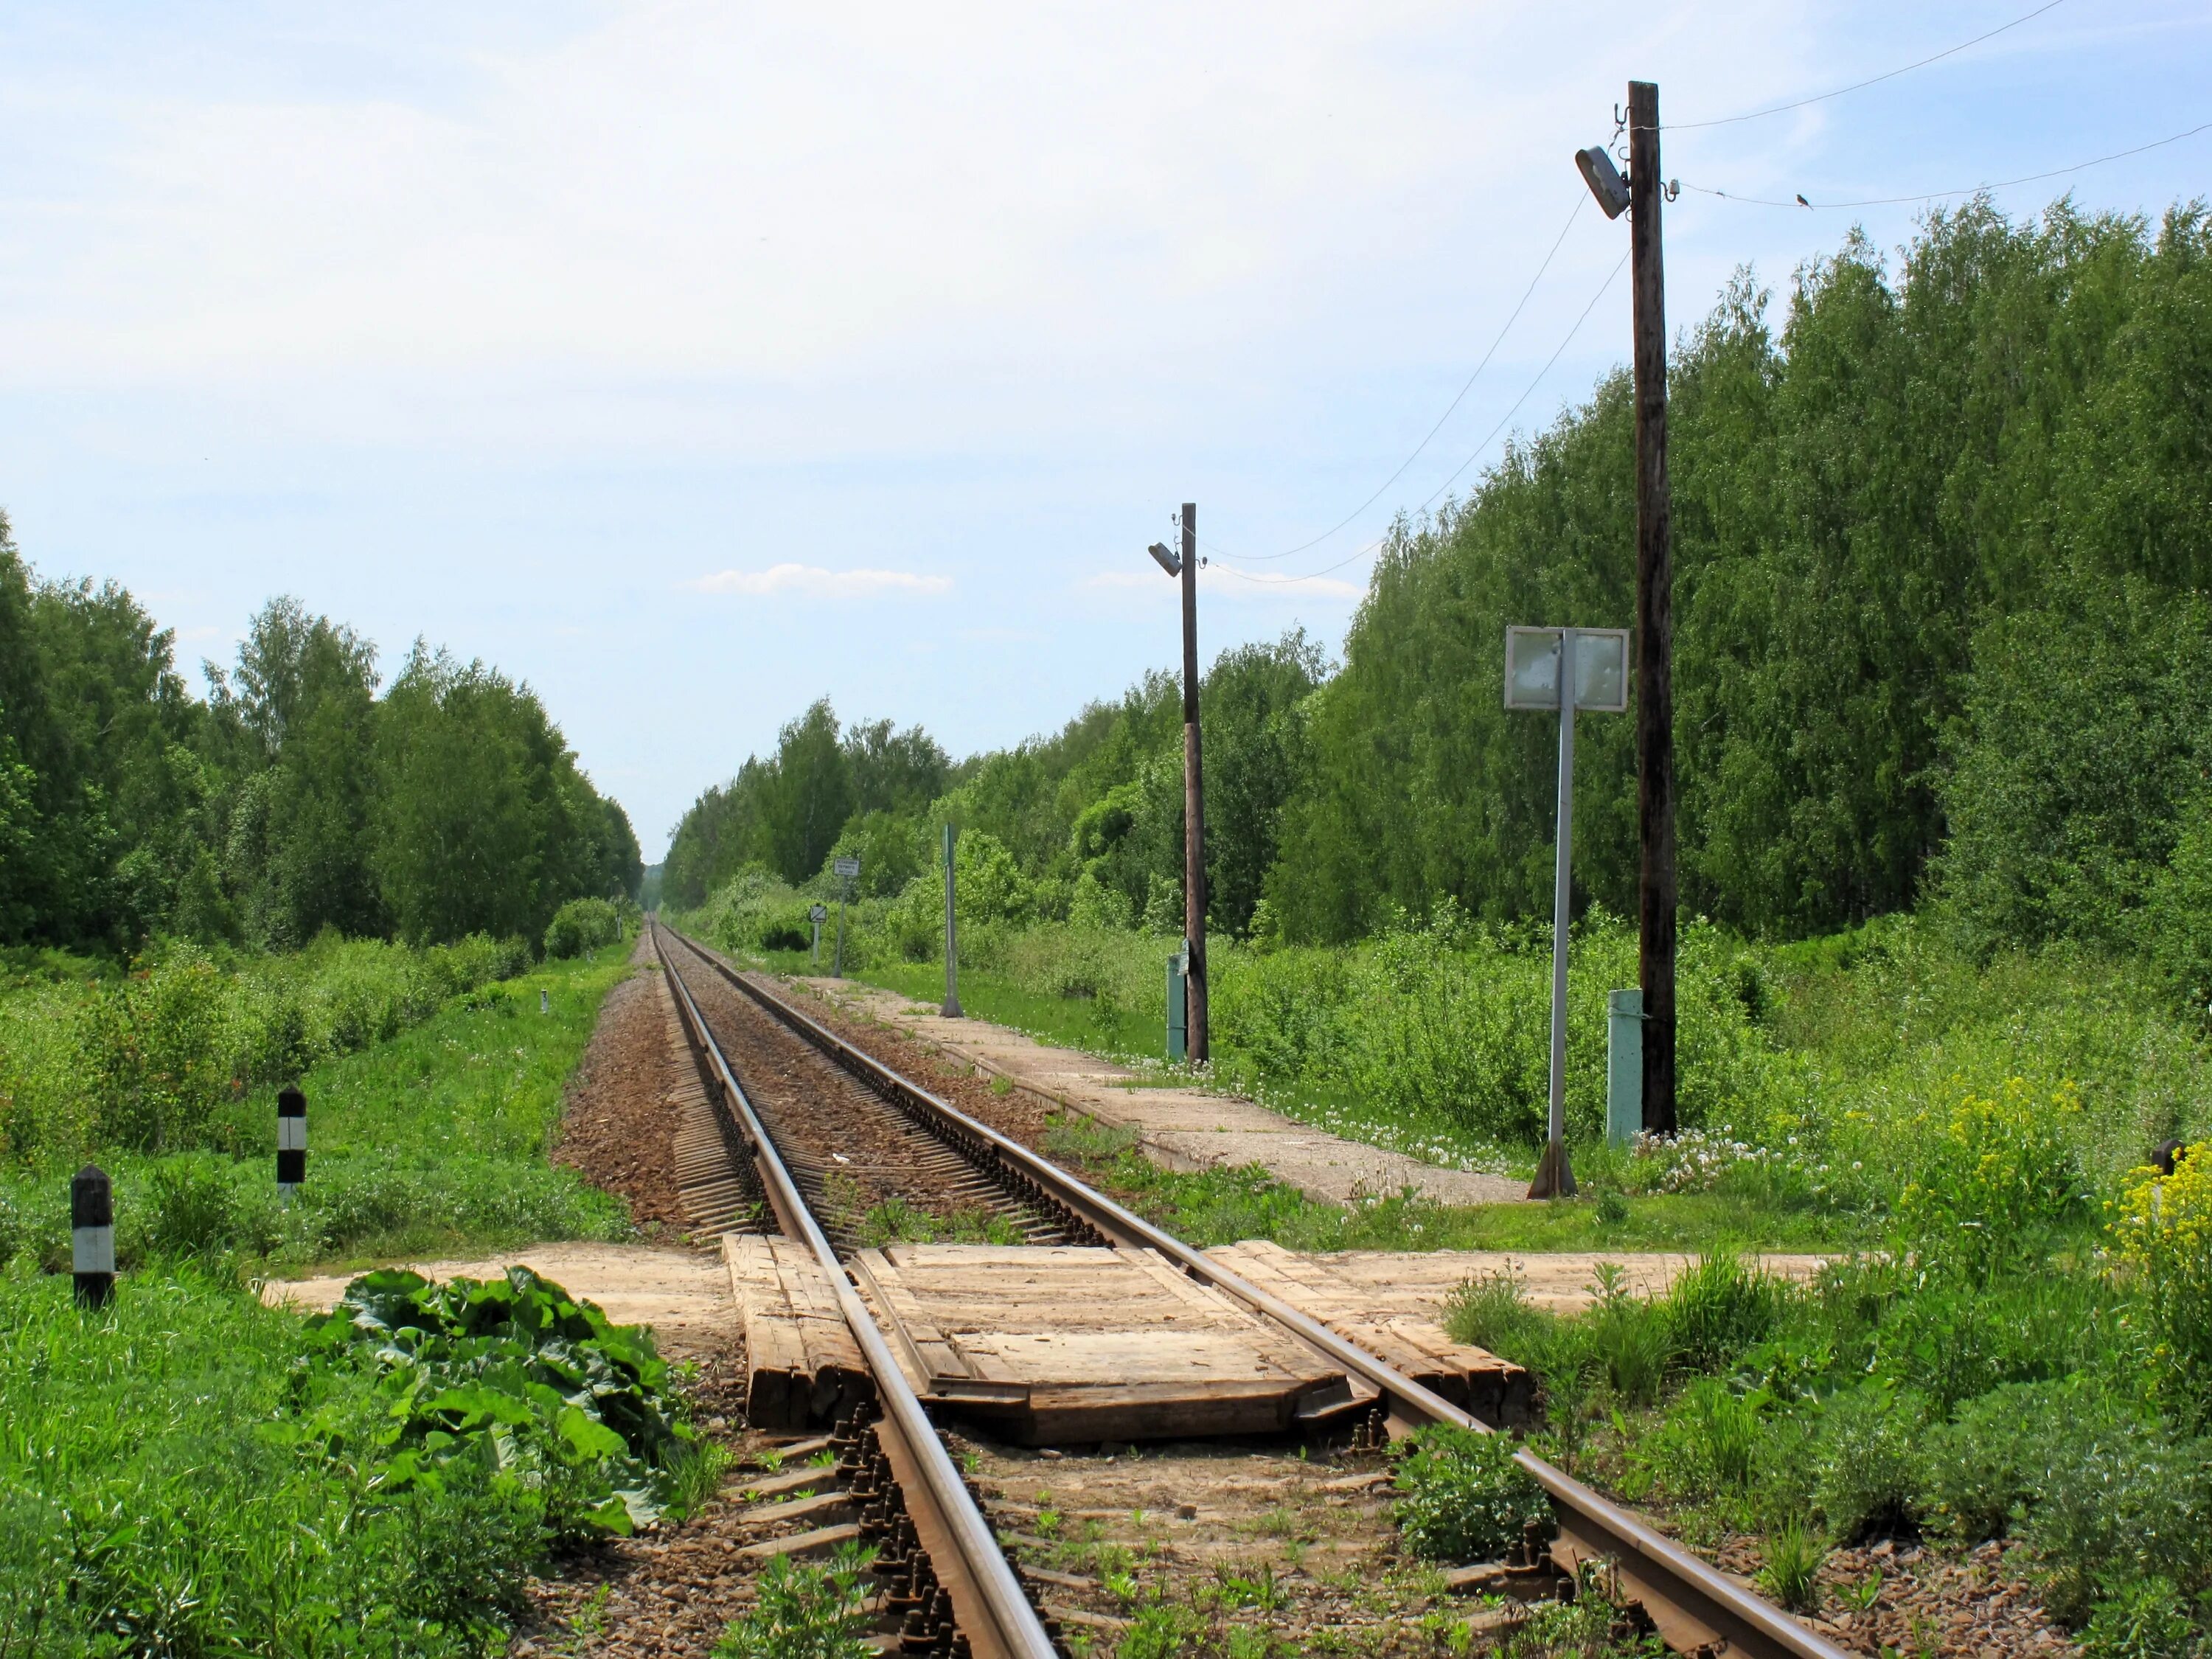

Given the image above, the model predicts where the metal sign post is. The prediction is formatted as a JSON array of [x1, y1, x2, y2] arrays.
[[832, 856, 860, 978], [1506, 625, 1630, 1200], [809, 902, 827, 970], [941, 824, 963, 1018]]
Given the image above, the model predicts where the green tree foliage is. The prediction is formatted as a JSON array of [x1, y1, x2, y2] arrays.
[[216, 598, 384, 946], [373, 646, 633, 946], [1274, 200, 2212, 944], [0, 532, 638, 955], [760, 699, 855, 885], [0, 518, 215, 951], [664, 707, 945, 903]]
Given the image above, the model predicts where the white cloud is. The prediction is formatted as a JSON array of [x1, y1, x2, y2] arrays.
[[693, 563, 952, 599]]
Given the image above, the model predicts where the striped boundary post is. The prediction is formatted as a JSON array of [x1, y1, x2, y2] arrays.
[[72, 1164, 114, 1308], [276, 1085, 307, 1203]]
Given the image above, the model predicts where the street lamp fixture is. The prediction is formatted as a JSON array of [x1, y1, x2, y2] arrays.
[[1147, 540, 1181, 579], [1575, 145, 1630, 219]]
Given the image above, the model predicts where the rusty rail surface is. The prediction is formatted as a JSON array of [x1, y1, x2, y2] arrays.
[[653, 923, 1060, 1659]]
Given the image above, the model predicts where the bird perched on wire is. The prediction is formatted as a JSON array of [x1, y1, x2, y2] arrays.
[[1796, 193, 1811, 207]]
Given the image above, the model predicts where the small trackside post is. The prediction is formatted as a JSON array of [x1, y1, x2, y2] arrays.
[[72, 1164, 114, 1309], [1607, 990, 1643, 1148], [1166, 939, 1189, 1062], [832, 855, 860, 978], [276, 1085, 307, 1204], [941, 824, 962, 1018]]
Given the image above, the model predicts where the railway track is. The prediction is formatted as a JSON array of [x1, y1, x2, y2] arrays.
[[649, 919, 1848, 1659]]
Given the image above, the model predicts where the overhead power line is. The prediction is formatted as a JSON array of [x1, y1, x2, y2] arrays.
[[1214, 195, 1587, 565], [1665, 0, 2070, 131], [1220, 250, 1630, 588], [1678, 117, 2212, 211]]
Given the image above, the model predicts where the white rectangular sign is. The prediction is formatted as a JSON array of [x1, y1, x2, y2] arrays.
[[832, 856, 860, 879], [1504, 627, 1630, 713]]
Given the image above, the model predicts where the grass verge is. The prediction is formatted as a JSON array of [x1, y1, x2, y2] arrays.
[[1040, 1116, 1867, 1256], [0, 933, 637, 1276]]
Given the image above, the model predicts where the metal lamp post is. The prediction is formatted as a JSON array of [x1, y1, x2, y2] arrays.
[[1579, 82, 1680, 1136], [1147, 507, 1208, 1064]]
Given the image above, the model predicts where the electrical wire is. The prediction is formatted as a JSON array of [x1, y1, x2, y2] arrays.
[[1211, 195, 1587, 564], [1217, 249, 1630, 587], [1678, 118, 2212, 210], [1664, 0, 2070, 131]]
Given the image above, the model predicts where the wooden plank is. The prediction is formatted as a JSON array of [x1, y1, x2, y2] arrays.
[[855, 1242, 1357, 1444], [737, 1522, 863, 1561], [724, 1234, 869, 1431], [1207, 1240, 1533, 1427]]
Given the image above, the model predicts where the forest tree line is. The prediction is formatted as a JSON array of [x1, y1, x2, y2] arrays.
[[665, 198, 2212, 1001], [0, 526, 641, 958]]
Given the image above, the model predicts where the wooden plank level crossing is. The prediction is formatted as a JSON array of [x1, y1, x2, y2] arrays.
[[1206, 1239, 1534, 1427], [726, 1234, 1530, 1444], [726, 1234, 869, 1430], [852, 1242, 1372, 1444]]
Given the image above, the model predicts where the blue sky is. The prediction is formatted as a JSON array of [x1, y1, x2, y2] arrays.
[[2, 1, 2205, 858]]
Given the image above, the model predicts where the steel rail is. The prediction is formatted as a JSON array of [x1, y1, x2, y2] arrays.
[[669, 925, 1850, 1659], [652, 924, 1059, 1659]]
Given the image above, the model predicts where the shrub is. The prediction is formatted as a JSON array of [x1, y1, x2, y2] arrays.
[[1441, 1269, 1558, 1367], [1812, 1384, 1926, 1541], [2079, 1576, 2204, 1659], [1878, 1275, 2114, 1415], [1757, 1516, 1828, 1613], [80, 947, 230, 1152], [1896, 1078, 2089, 1281], [2021, 1428, 2212, 1628], [1918, 1379, 2096, 1541], [1391, 1423, 1549, 1561], [545, 897, 623, 959], [305, 1266, 705, 1541], [1661, 1248, 1786, 1372], [2112, 1140, 2212, 1426], [714, 1543, 879, 1659]]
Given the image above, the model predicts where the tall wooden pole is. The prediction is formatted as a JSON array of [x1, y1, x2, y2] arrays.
[[1629, 80, 1678, 1135], [1180, 501, 1209, 1064]]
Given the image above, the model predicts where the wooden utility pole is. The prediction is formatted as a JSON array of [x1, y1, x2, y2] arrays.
[[1628, 80, 1678, 1135], [1180, 501, 1209, 1064]]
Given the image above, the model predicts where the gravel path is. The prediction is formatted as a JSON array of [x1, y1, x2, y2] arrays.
[[552, 935, 692, 1232]]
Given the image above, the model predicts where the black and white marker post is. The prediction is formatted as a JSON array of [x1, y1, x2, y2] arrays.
[[276, 1085, 307, 1203], [72, 1164, 114, 1308]]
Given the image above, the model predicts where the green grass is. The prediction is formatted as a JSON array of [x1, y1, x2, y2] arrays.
[[1040, 1116, 1868, 1256], [0, 935, 638, 1274], [0, 1265, 540, 1658], [848, 957, 1161, 1056], [0, 931, 675, 1655]]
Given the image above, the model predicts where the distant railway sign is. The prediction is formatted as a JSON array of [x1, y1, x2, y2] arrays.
[[809, 903, 827, 922], [833, 856, 860, 879], [1505, 625, 1630, 712]]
